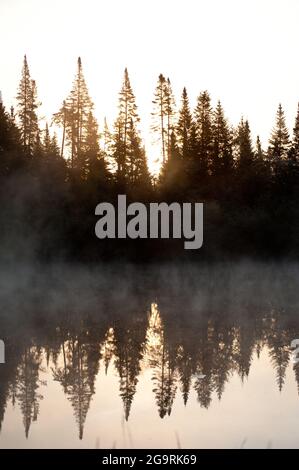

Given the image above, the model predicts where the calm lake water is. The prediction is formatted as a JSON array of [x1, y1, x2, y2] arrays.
[[0, 262, 299, 448]]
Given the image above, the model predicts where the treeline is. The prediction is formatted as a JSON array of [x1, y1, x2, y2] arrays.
[[1, 55, 299, 260]]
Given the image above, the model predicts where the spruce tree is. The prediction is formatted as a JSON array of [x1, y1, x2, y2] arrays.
[[85, 111, 108, 186], [290, 102, 299, 161], [268, 104, 290, 160], [0, 101, 23, 176], [54, 57, 93, 175], [235, 118, 254, 169], [127, 118, 150, 188], [255, 135, 264, 161], [152, 74, 169, 164], [112, 68, 139, 183], [16, 56, 40, 156], [193, 91, 213, 180], [177, 87, 193, 161], [112, 69, 149, 189], [211, 101, 233, 176]]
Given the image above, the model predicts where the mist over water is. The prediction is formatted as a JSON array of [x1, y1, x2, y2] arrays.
[[0, 261, 299, 448]]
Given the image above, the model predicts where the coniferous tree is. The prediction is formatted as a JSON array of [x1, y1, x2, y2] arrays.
[[235, 118, 254, 169], [290, 103, 299, 162], [268, 104, 290, 161], [127, 118, 151, 190], [176, 87, 194, 190], [287, 104, 299, 186], [85, 112, 109, 187], [112, 69, 150, 191], [16, 347, 44, 438], [112, 68, 139, 184], [16, 56, 40, 156], [193, 91, 213, 184], [211, 101, 233, 180], [54, 57, 93, 176], [268, 326, 290, 392], [152, 74, 169, 164], [114, 330, 142, 421], [177, 345, 194, 406], [52, 337, 99, 440], [177, 87, 193, 162], [255, 135, 264, 161], [0, 101, 23, 176], [146, 307, 177, 418]]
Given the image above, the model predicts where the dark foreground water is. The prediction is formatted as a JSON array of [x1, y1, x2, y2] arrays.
[[0, 261, 299, 448]]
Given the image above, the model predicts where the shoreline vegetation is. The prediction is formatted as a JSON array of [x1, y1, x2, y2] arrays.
[[1, 56, 299, 262]]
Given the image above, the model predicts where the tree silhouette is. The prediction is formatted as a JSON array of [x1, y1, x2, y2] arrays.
[[111, 68, 149, 190], [15, 346, 45, 438], [113, 313, 147, 421], [193, 90, 213, 188], [267, 321, 291, 392], [177, 345, 194, 406], [16, 56, 40, 156], [0, 101, 23, 177], [146, 306, 177, 418], [152, 74, 169, 164], [211, 101, 233, 178], [52, 336, 100, 439], [53, 57, 93, 175], [268, 104, 290, 167]]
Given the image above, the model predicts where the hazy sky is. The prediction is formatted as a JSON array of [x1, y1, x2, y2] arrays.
[[1, 0, 299, 171]]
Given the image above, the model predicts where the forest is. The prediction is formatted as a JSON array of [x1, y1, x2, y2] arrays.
[[1, 55, 299, 262]]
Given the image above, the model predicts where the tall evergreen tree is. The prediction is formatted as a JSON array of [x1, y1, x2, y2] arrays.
[[0, 101, 23, 176], [211, 101, 233, 176], [54, 57, 93, 175], [112, 68, 139, 183], [235, 118, 254, 169], [268, 104, 290, 161], [16, 56, 40, 156], [152, 74, 169, 164], [255, 135, 264, 161], [112, 69, 149, 190], [16, 347, 44, 438], [85, 111, 108, 186], [127, 118, 151, 188], [177, 87, 193, 162], [289, 102, 299, 162], [193, 91, 213, 180], [52, 337, 100, 440]]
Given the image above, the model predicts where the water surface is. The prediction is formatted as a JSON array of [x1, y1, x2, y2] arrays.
[[0, 262, 299, 448]]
